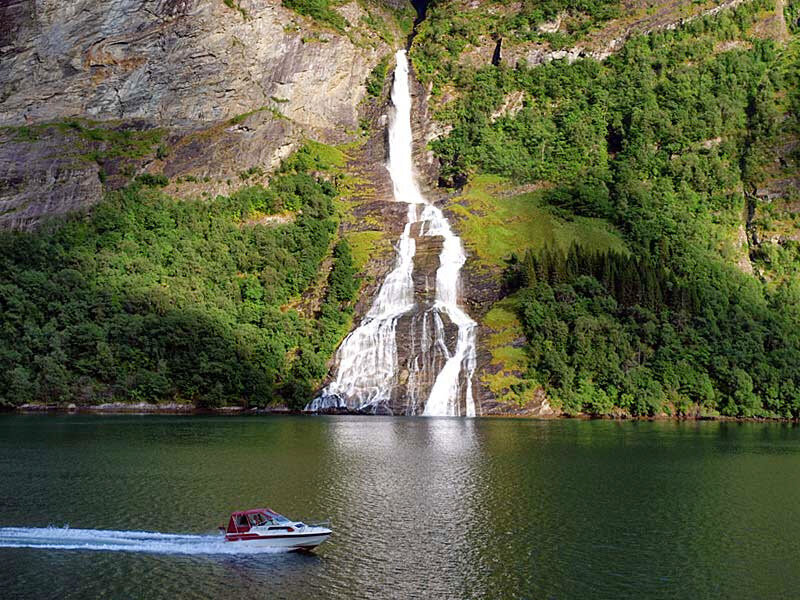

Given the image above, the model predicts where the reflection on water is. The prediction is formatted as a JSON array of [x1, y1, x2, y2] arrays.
[[320, 418, 484, 599], [1, 416, 800, 599]]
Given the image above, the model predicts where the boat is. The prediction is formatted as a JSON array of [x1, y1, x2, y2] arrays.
[[220, 508, 332, 551]]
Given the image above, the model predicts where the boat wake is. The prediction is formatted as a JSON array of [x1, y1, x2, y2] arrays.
[[0, 526, 288, 555]]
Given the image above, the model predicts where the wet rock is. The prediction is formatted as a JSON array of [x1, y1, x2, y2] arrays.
[[409, 75, 441, 191], [481, 388, 559, 417], [410, 232, 443, 305]]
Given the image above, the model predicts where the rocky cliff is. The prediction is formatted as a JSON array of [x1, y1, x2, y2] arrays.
[[0, 0, 405, 228]]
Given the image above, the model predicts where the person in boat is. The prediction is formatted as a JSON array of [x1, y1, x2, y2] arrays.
[[250, 512, 278, 527]]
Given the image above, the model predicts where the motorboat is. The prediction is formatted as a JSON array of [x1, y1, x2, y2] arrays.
[[221, 508, 331, 551]]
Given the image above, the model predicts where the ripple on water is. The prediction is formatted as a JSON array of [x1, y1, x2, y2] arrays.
[[2, 416, 800, 599]]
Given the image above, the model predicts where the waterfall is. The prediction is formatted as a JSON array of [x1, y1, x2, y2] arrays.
[[307, 50, 477, 417]]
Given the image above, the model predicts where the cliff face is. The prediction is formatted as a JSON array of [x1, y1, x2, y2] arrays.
[[0, 0, 400, 228], [1, 0, 384, 130]]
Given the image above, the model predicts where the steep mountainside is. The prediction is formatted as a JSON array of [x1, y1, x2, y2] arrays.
[[410, 0, 800, 417], [1, 0, 799, 417], [0, 0, 409, 228], [0, 0, 413, 408]]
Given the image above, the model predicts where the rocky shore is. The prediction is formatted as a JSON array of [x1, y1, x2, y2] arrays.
[[12, 402, 294, 415], [10, 402, 800, 422]]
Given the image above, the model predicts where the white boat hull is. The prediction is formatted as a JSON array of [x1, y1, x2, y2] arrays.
[[225, 527, 332, 551]]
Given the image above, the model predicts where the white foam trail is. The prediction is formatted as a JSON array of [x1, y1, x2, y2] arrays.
[[0, 526, 287, 555], [308, 49, 477, 416]]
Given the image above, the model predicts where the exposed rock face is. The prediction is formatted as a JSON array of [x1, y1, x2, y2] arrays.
[[409, 75, 442, 188], [390, 233, 458, 414], [405, 65, 495, 413], [453, 0, 750, 70], [159, 110, 303, 199], [312, 54, 477, 416], [0, 0, 383, 131], [2, 0, 507, 415], [0, 0, 397, 228], [318, 210, 466, 416], [750, 135, 800, 268], [0, 127, 102, 229]]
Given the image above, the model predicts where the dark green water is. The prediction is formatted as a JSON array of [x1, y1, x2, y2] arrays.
[[1, 415, 799, 599]]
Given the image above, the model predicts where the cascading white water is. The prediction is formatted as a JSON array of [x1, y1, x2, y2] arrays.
[[419, 200, 478, 418], [307, 49, 477, 417]]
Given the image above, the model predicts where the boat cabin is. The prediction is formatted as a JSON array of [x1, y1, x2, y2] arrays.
[[224, 508, 295, 535]]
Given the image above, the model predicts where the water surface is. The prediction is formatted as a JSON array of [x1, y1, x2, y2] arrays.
[[1, 415, 799, 599]]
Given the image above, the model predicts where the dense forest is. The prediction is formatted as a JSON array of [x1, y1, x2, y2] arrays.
[[0, 144, 360, 408], [413, 0, 800, 417]]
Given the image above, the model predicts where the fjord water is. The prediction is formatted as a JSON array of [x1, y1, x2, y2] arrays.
[[2, 416, 800, 599], [310, 50, 477, 415]]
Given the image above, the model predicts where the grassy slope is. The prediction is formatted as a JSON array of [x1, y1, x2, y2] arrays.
[[284, 139, 392, 308], [450, 175, 628, 270], [450, 175, 628, 407], [481, 299, 532, 406]]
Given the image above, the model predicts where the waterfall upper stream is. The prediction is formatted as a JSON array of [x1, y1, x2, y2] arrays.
[[307, 50, 477, 416]]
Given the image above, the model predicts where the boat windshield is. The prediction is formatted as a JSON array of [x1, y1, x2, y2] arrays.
[[246, 511, 293, 526], [271, 513, 292, 525]]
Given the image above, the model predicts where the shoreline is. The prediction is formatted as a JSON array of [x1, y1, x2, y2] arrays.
[[7, 403, 295, 416], [5, 403, 799, 423]]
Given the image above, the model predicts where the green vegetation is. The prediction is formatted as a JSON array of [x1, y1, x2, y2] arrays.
[[4, 0, 798, 419], [345, 230, 390, 271], [366, 55, 391, 97], [228, 107, 271, 125], [135, 173, 169, 187], [239, 166, 265, 181], [283, 0, 348, 32], [3, 120, 165, 185], [284, 139, 347, 172], [282, 0, 413, 43], [417, 0, 800, 417], [71, 121, 164, 161], [787, 0, 800, 34], [6, 119, 164, 157], [0, 144, 360, 409], [449, 175, 627, 268], [508, 0, 622, 39], [222, 0, 249, 19], [411, 0, 622, 84], [360, 10, 396, 45], [481, 297, 534, 406]]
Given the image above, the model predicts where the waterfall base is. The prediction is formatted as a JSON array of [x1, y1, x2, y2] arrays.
[[308, 49, 477, 417]]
